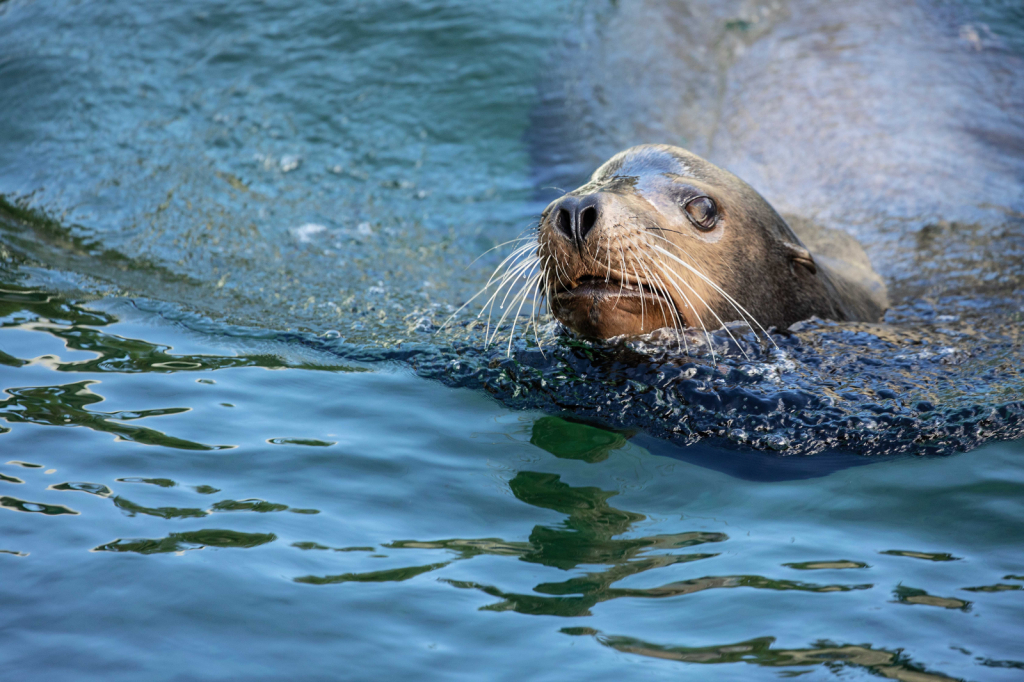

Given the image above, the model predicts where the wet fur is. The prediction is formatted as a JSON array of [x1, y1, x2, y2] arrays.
[[465, 144, 887, 346]]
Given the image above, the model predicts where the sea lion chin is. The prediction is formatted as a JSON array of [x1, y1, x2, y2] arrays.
[[551, 276, 673, 339], [533, 144, 888, 340]]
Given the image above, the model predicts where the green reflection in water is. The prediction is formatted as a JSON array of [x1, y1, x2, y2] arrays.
[[112, 496, 209, 520], [563, 629, 962, 681], [292, 543, 376, 553], [0, 282, 367, 451], [212, 499, 296, 514], [0, 284, 114, 329], [0, 381, 224, 450], [963, 583, 1022, 593], [297, 466, 870, 616], [118, 477, 177, 488], [48, 482, 113, 497], [446, 573, 871, 618], [0, 349, 26, 368], [784, 560, 869, 570], [881, 550, 961, 562], [94, 530, 277, 555], [106, 495, 314, 519], [0, 495, 78, 515], [267, 438, 336, 447], [295, 563, 452, 586], [0, 283, 367, 376], [529, 416, 630, 463], [891, 585, 971, 611]]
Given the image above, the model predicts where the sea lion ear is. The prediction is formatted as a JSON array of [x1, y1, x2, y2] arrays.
[[784, 242, 818, 275]]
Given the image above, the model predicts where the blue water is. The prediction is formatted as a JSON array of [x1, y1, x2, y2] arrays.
[[0, 286, 1021, 680], [1, 0, 1023, 679]]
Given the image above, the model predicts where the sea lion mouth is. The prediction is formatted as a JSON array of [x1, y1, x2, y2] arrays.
[[550, 273, 679, 337], [554, 274, 670, 305]]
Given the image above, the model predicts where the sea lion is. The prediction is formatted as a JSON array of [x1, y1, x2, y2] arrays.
[[526, 144, 887, 340]]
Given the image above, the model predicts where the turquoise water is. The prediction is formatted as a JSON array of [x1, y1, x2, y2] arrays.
[[1, 282, 1023, 680], [2, 0, 1024, 679]]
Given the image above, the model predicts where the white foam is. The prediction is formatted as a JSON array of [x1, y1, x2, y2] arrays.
[[290, 223, 328, 243]]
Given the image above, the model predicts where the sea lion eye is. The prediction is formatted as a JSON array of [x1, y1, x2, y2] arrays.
[[684, 196, 718, 231]]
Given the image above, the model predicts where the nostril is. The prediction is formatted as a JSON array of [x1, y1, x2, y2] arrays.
[[578, 206, 597, 240], [555, 208, 573, 238]]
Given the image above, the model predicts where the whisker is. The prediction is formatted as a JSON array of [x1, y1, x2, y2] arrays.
[[646, 253, 718, 363], [467, 234, 536, 268], [529, 268, 547, 356], [656, 263, 750, 361], [647, 250, 696, 352], [648, 238, 775, 348], [485, 241, 538, 281], [646, 234, 759, 324], [635, 254, 676, 340], [488, 259, 542, 347], [612, 243, 627, 311], [437, 251, 530, 334], [498, 255, 541, 309], [506, 272, 542, 355], [478, 254, 539, 339], [640, 253, 691, 354], [652, 270, 690, 353], [598, 230, 613, 282], [628, 257, 647, 331]]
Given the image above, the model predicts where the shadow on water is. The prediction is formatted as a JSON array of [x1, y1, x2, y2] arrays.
[[532, 414, 881, 481]]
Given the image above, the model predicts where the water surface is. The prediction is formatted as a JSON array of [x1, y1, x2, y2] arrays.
[[0, 281, 1022, 680], [1, 0, 1023, 679]]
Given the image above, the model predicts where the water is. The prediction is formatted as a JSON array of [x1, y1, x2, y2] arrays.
[[1, 0, 1023, 679], [1, 281, 1023, 680]]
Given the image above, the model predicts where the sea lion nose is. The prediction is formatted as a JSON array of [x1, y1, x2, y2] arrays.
[[551, 195, 600, 245]]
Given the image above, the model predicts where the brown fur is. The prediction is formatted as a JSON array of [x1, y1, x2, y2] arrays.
[[538, 145, 887, 339]]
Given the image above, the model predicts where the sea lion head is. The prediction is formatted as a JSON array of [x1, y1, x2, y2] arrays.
[[537, 144, 843, 339]]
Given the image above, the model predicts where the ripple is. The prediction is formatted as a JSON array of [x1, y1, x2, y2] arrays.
[[892, 585, 971, 611], [111, 497, 208, 520], [117, 477, 176, 488], [0, 496, 78, 515], [295, 562, 451, 586], [784, 560, 869, 570], [49, 481, 112, 497], [94, 530, 278, 555], [445, 574, 873, 617], [881, 549, 961, 562], [267, 438, 336, 447], [0, 382, 230, 451], [564, 629, 962, 680], [292, 542, 375, 552], [211, 499, 291, 514], [963, 583, 1022, 593]]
